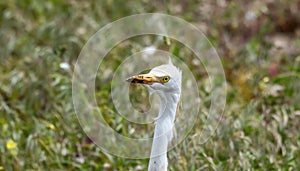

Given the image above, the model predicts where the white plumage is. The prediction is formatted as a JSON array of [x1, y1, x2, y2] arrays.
[[127, 58, 182, 171]]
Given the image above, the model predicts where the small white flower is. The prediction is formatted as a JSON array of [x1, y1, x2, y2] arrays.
[[245, 11, 256, 21], [59, 62, 71, 71], [135, 165, 143, 170], [103, 162, 111, 169], [143, 46, 156, 55], [268, 84, 284, 97], [75, 156, 85, 164]]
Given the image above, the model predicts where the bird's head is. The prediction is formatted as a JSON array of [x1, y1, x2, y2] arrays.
[[126, 58, 182, 95]]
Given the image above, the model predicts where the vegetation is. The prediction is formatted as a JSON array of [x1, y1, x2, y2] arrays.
[[0, 0, 299, 170]]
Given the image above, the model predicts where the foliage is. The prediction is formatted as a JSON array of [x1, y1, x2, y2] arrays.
[[0, 0, 299, 170]]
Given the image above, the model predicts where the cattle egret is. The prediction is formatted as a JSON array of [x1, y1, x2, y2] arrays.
[[127, 58, 182, 171]]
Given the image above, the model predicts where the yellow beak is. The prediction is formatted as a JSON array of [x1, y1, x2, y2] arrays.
[[126, 74, 160, 85]]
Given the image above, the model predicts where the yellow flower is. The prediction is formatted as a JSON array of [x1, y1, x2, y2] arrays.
[[40, 119, 56, 130], [47, 123, 56, 130], [6, 139, 17, 150], [263, 76, 270, 83], [0, 166, 3, 170]]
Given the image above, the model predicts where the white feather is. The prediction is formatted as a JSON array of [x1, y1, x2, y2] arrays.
[[147, 60, 182, 171]]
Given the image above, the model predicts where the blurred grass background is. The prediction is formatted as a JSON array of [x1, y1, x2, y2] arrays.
[[0, 0, 300, 170]]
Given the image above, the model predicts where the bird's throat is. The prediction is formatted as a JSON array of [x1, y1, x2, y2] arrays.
[[148, 92, 180, 171], [156, 92, 180, 123]]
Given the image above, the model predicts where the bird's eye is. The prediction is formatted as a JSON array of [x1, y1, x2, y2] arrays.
[[162, 76, 170, 83]]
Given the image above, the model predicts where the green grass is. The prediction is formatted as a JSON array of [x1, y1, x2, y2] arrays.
[[0, 0, 300, 170]]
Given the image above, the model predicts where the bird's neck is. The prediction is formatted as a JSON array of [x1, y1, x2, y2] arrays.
[[157, 92, 180, 122], [148, 91, 180, 171]]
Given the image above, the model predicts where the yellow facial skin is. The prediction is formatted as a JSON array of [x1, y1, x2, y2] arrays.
[[126, 74, 170, 85]]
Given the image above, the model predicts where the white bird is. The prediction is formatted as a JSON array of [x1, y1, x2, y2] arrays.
[[126, 58, 182, 171]]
